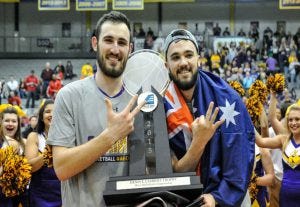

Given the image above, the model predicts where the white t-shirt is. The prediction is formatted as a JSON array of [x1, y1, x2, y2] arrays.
[[269, 127, 283, 180]]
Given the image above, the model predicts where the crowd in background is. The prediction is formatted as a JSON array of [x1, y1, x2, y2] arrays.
[[0, 21, 300, 207], [0, 25, 299, 144]]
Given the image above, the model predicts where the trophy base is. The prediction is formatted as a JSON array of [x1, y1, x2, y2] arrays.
[[103, 172, 203, 206]]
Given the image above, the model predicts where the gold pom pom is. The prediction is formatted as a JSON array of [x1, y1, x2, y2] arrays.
[[43, 145, 53, 168], [248, 80, 269, 104], [0, 104, 26, 117], [249, 173, 259, 200], [228, 81, 245, 97], [0, 146, 32, 197], [246, 95, 263, 126], [266, 73, 285, 93]]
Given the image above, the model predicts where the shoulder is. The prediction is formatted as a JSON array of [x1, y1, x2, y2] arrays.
[[27, 132, 39, 142], [6, 138, 20, 151], [57, 77, 93, 97]]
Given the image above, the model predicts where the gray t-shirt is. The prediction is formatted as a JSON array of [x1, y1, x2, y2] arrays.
[[47, 76, 132, 207]]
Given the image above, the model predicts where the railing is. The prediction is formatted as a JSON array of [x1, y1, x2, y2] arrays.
[[0, 36, 92, 54], [0, 35, 257, 58]]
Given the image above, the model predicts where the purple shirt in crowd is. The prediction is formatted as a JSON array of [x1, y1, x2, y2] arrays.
[[266, 57, 277, 71]]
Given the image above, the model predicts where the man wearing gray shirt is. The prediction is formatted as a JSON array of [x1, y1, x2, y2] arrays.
[[47, 11, 143, 207]]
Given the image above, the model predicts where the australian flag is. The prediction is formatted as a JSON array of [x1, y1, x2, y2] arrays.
[[164, 70, 255, 207]]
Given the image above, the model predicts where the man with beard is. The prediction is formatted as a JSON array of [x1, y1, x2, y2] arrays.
[[163, 29, 255, 207], [47, 11, 144, 207]]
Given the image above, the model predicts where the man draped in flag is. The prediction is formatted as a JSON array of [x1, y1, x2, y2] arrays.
[[163, 29, 255, 207]]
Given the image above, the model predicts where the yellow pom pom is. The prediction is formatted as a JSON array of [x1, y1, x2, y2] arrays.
[[249, 80, 269, 104], [246, 95, 263, 125], [266, 74, 285, 93], [0, 146, 32, 197], [43, 145, 53, 168], [228, 81, 245, 97]]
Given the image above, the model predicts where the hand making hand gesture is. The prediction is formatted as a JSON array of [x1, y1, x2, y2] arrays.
[[191, 102, 224, 146], [105, 95, 145, 143]]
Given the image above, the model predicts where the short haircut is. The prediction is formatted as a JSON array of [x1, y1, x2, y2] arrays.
[[95, 11, 132, 42]]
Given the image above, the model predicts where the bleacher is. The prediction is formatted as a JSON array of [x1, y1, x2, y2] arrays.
[[0, 59, 94, 81]]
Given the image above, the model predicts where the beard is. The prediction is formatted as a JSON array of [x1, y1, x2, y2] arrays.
[[96, 49, 128, 78], [169, 70, 198, 91]]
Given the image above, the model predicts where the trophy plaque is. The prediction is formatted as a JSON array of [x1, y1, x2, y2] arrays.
[[103, 50, 203, 206]]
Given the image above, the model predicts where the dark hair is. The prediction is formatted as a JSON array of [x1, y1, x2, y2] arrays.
[[0, 106, 23, 147], [95, 11, 132, 43], [29, 115, 37, 121], [36, 99, 54, 134]]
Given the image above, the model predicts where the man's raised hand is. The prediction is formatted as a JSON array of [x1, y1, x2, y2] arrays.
[[105, 95, 145, 143], [191, 102, 224, 145]]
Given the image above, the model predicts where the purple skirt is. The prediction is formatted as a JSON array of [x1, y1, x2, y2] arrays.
[[29, 166, 61, 207]]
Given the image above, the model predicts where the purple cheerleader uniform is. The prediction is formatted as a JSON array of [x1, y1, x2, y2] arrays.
[[29, 166, 61, 207], [250, 145, 269, 207], [280, 138, 300, 207], [29, 133, 61, 207]]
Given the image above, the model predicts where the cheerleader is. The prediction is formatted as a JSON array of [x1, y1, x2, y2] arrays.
[[0, 106, 30, 207], [256, 101, 300, 207], [25, 99, 62, 207]]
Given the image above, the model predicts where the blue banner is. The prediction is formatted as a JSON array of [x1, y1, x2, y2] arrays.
[[38, 0, 70, 10], [113, 0, 144, 10], [76, 0, 107, 11]]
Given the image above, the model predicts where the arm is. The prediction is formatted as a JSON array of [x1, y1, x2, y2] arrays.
[[172, 102, 224, 172], [256, 147, 275, 187], [52, 95, 144, 181], [255, 129, 285, 149], [25, 132, 44, 172], [259, 108, 269, 137], [268, 92, 286, 134]]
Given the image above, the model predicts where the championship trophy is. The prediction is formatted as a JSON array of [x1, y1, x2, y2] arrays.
[[103, 50, 203, 206]]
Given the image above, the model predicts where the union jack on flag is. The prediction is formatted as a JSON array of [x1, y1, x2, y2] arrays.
[[163, 70, 255, 207]]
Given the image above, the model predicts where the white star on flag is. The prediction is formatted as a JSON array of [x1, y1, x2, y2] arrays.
[[219, 99, 240, 128]]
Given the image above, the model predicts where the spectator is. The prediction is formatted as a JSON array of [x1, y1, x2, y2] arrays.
[[6, 75, 19, 94], [80, 62, 94, 79], [54, 61, 65, 76], [22, 115, 37, 139], [242, 71, 255, 91], [7, 91, 22, 107], [249, 24, 259, 42], [47, 74, 62, 100], [137, 28, 146, 37], [19, 78, 27, 99], [65, 60, 75, 80], [266, 52, 278, 75], [278, 50, 289, 76], [24, 70, 39, 109], [222, 27, 231, 36], [144, 33, 154, 49], [40, 62, 54, 98], [213, 23, 222, 36], [237, 28, 246, 37], [56, 67, 64, 81]]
